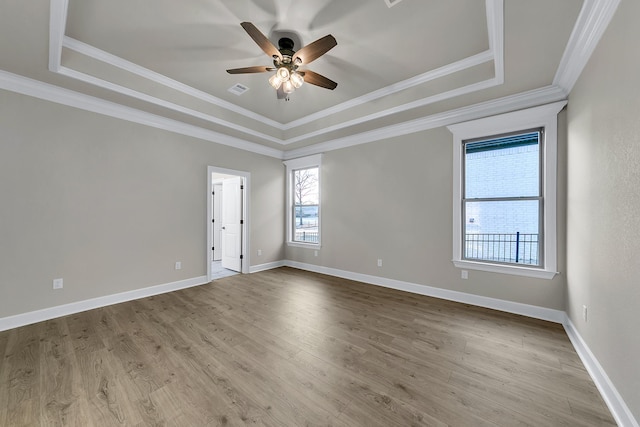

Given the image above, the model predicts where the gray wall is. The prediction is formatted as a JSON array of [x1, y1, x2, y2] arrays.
[[566, 0, 640, 420], [286, 124, 567, 310], [0, 90, 284, 319]]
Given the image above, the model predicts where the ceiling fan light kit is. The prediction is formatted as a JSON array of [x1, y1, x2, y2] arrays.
[[227, 22, 337, 100], [268, 54, 304, 92]]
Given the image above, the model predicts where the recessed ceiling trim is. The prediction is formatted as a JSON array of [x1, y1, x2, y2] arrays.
[[486, 0, 504, 83], [56, 64, 283, 145], [58, 37, 498, 147], [48, 0, 68, 72], [62, 36, 283, 129], [58, 45, 502, 145], [283, 76, 502, 145], [280, 0, 504, 142], [53, 0, 501, 137], [281, 49, 496, 131], [0, 70, 283, 158], [60, 38, 494, 133], [285, 0, 502, 130]]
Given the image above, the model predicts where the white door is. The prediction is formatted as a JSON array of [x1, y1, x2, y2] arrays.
[[212, 183, 222, 261], [221, 177, 243, 272]]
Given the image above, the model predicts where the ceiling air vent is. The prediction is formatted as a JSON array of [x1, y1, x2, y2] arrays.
[[384, 0, 403, 7], [228, 83, 249, 96]]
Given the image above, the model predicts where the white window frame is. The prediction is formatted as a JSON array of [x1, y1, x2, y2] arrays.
[[448, 101, 566, 279], [284, 154, 322, 248]]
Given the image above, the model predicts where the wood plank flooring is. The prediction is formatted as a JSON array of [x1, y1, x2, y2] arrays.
[[0, 267, 616, 426]]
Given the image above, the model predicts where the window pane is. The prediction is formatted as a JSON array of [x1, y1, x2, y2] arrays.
[[464, 200, 540, 265], [465, 132, 540, 198], [293, 167, 319, 243]]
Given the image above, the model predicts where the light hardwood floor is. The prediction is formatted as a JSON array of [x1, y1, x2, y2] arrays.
[[0, 267, 616, 426]]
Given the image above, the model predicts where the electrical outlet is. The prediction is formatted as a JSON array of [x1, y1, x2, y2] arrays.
[[175, 261, 182, 270], [583, 305, 588, 322], [461, 270, 468, 279], [314, 250, 318, 257], [377, 259, 383, 267], [53, 278, 63, 289], [257, 249, 262, 256]]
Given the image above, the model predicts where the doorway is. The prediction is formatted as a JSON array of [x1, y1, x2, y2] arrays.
[[207, 166, 250, 281]]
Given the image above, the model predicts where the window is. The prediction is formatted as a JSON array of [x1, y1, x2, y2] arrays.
[[448, 102, 566, 279], [464, 129, 542, 266], [284, 154, 321, 247]]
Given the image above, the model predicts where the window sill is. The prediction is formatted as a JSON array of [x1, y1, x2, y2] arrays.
[[287, 241, 321, 249], [452, 260, 557, 280]]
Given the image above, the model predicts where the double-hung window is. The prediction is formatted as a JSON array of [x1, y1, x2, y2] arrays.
[[464, 129, 543, 266], [284, 154, 321, 247], [448, 102, 565, 279]]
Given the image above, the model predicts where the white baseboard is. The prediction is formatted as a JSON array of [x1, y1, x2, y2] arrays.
[[283, 260, 565, 323], [0, 275, 208, 332], [563, 315, 639, 427], [249, 260, 286, 273]]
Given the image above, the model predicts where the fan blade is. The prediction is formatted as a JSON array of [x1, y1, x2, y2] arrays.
[[293, 35, 337, 65], [226, 66, 274, 74], [240, 22, 282, 61], [301, 70, 338, 90]]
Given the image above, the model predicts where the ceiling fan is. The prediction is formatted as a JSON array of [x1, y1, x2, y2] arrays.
[[226, 22, 338, 99]]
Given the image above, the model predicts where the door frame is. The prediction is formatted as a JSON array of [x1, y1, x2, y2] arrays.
[[212, 182, 222, 261], [207, 166, 250, 280]]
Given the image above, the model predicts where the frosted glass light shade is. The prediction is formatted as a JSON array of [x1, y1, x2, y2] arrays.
[[269, 74, 282, 89], [290, 72, 304, 88], [276, 67, 290, 81], [282, 80, 294, 93]]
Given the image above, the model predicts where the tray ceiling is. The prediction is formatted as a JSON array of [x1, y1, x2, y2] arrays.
[[0, 0, 620, 158]]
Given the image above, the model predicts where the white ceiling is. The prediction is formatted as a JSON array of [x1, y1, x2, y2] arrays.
[[0, 0, 621, 158]]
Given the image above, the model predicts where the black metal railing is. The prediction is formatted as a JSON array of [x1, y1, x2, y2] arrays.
[[294, 230, 319, 243], [465, 232, 539, 265]]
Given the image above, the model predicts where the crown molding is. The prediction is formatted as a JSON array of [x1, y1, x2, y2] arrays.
[[2, 66, 564, 162], [553, 0, 621, 93], [0, 70, 283, 159], [283, 85, 566, 159], [0, 65, 567, 162]]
